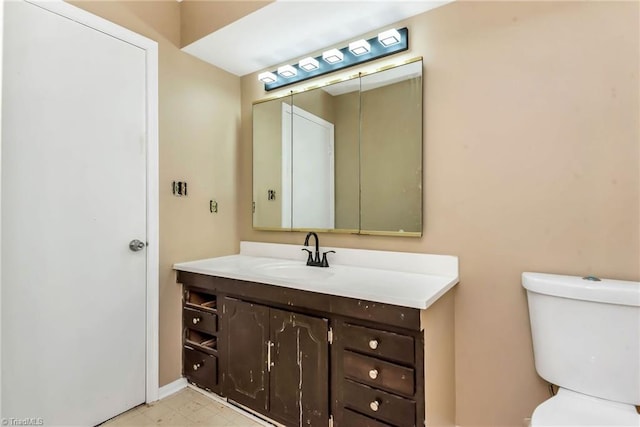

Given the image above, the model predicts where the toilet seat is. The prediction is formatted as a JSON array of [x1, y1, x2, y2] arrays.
[[531, 388, 640, 426]]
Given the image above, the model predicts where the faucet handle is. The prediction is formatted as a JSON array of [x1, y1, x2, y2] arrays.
[[301, 248, 314, 265], [320, 250, 335, 267]]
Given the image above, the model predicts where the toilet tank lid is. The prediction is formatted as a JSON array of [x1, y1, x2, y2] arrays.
[[522, 272, 640, 307]]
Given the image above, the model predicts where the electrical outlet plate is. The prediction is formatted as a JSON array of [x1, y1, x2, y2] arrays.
[[172, 181, 187, 196]]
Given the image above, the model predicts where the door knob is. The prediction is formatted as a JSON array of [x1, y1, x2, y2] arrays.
[[129, 239, 146, 252]]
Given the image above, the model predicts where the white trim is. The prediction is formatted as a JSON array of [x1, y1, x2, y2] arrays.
[[0, 0, 160, 412], [281, 102, 291, 228], [144, 23, 160, 405], [158, 378, 187, 400], [0, 0, 5, 419], [186, 384, 229, 405]]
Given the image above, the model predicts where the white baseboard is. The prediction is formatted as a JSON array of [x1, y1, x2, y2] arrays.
[[158, 377, 187, 400]]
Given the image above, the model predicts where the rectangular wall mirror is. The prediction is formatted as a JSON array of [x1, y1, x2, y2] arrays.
[[252, 58, 423, 236]]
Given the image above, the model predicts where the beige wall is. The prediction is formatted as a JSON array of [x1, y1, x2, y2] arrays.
[[240, 2, 640, 426], [70, 0, 241, 387], [421, 290, 456, 427]]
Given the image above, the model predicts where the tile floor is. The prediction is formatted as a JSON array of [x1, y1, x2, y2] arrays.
[[102, 387, 269, 426]]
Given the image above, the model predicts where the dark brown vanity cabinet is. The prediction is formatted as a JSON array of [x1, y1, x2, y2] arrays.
[[222, 297, 330, 427], [178, 271, 429, 427], [182, 287, 219, 392]]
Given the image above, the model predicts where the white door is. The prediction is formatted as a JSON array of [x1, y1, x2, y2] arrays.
[[282, 105, 335, 229], [2, 1, 148, 425]]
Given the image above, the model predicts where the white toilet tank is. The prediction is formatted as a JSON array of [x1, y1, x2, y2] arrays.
[[522, 272, 640, 405]]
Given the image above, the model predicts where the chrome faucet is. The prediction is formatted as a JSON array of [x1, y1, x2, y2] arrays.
[[302, 232, 335, 268]]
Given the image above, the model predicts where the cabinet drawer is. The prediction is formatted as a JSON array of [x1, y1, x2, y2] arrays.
[[343, 351, 415, 396], [185, 329, 217, 355], [184, 288, 217, 313], [343, 323, 414, 365], [184, 307, 217, 334], [184, 346, 217, 390], [343, 379, 416, 427], [343, 409, 393, 427]]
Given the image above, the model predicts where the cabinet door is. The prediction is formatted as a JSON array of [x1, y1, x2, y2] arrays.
[[269, 308, 329, 426], [222, 298, 270, 411]]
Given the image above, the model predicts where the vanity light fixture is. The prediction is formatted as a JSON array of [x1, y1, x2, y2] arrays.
[[259, 27, 408, 91], [258, 71, 277, 84], [322, 48, 344, 64], [378, 28, 401, 47], [299, 57, 319, 71], [277, 65, 297, 78], [349, 39, 371, 56]]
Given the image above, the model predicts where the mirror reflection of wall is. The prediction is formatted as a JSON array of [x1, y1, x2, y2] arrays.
[[331, 82, 360, 231], [252, 94, 292, 229], [360, 61, 422, 234], [252, 59, 423, 236]]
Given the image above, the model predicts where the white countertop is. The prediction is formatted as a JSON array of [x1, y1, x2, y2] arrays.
[[173, 242, 459, 310]]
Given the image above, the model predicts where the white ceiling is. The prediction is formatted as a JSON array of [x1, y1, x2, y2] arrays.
[[181, 0, 453, 77]]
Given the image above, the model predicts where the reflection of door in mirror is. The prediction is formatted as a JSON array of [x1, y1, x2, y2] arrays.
[[282, 105, 335, 229], [294, 81, 360, 232]]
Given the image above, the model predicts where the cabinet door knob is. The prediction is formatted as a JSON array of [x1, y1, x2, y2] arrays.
[[369, 400, 380, 412], [192, 317, 201, 324], [369, 339, 379, 350], [368, 369, 379, 380], [193, 363, 201, 371]]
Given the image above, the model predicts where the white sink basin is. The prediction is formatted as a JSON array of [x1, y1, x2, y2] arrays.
[[252, 262, 334, 281]]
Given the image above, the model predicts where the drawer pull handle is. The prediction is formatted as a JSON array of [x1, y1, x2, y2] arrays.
[[369, 400, 380, 412], [193, 363, 202, 371], [192, 317, 201, 324], [369, 369, 379, 380], [369, 339, 379, 350]]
